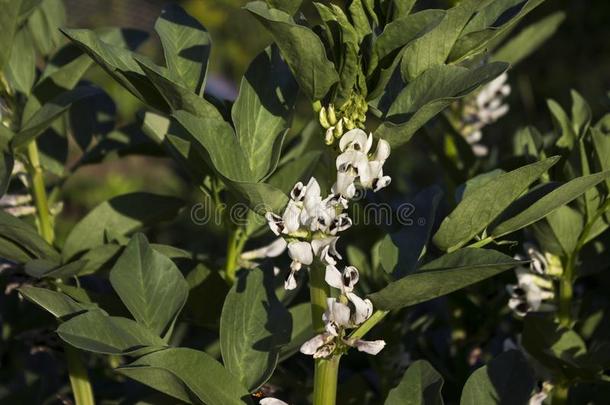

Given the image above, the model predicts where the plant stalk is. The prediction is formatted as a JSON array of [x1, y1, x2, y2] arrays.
[[64, 345, 95, 405], [309, 260, 330, 332], [558, 253, 575, 327], [225, 227, 246, 285], [313, 355, 341, 405], [25, 140, 94, 405], [309, 261, 340, 405], [348, 310, 388, 340], [25, 141, 54, 243]]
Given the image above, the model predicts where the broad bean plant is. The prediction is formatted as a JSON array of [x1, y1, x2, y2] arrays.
[[1, 0, 609, 404]]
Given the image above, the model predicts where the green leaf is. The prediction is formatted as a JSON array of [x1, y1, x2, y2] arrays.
[[118, 347, 253, 404], [220, 268, 291, 391], [456, 169, 505, 202], [229, 181, 289, 214], [232, 46, 297, 180], [591, 128, 610, 191], [547, 205, 583, 254], [267, 0, 302, 15], [279, 303, 312, 362], [60, 28, 168, 111], [433, 157, 559, 252], [19, 286, 92, 318], [380, 186, 443, 277], [26, 0, 66, 56], [135, 57, 224, 121], [522, 315, 598, 381], [460, 350, 535, 405], [0, 0, 22, 69], [400, 0, 480, 81], [570, 89, 592, 136], [245, 1, 339, 101], [0, 210, 59, 262], [377, 62, 508, 148], [172, 110, 253, 182], [155, 4, 211, 95], [370, 10, 446, 77], [449, 0, 546, 63], [5, 29, 36, 95], [368, 248, 521, 311], [62, 192, 184, 260], [12, 86, 101, 148], [548, 98, 576, 150], [492, 11, 565, 65], [490, 171, 610, 239], [385, 360, 444, 405], [389, 0, 417, 19], [25, 258, 88, 279], [57, 310, 166, 355], [109, 234, 189, 337]]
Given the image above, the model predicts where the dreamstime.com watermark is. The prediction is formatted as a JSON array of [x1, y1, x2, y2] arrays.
[[190, 200, 426, 228]]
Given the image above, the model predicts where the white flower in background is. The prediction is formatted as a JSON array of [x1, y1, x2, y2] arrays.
[[300, 265, 385, 358], [459, 72, 511, 156], [507, 245, 558, 317], [0, 193, 36, 217], [240, 238, 287, 269], [333, 129, 391, 198], [260, 398, 289, 405]]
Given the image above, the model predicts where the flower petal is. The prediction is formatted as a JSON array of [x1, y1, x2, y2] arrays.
[[287, 242, 313, 269], [285, 269, 298, 290], [372, 139, 391, 162], [348, 293, 373, 325], [324, 265, 343, 290], [339, 128, 368, 152], [353, 339, 386, 355]]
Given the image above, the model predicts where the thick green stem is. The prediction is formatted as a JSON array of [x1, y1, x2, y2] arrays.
[[25, 140, 94, 405], [309, 261, 340, 405], [25, 141, 54, 243], [313, 355, 341, 405], [225, 228, 246, 285], [65, 345, 95, 405], [309, 260, 330, 332]]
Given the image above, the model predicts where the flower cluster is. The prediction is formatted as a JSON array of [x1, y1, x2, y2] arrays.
[[300, 264, 385, 358], [458, 73, 511, 156], [507, 244, 560, 316], [333, 129, 391, 199], [265, 128, 391, 290], [265, 177, 349, 289], [319, 93, 368, 145]]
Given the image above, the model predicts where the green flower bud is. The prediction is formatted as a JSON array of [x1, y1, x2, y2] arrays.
[[328, 104, 337, 126], [319, 107, 331, 129], [334, 118, 344, 138]]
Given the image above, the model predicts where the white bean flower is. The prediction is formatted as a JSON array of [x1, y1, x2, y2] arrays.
[[333, 129, 391, 197], [325, 264, 359, 295], [300, 264, 385, 359], [507, 244, 558, 317], [459, 72, 511, 157], [300, 297, 385, 358], [240, 238, 288, 269]]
